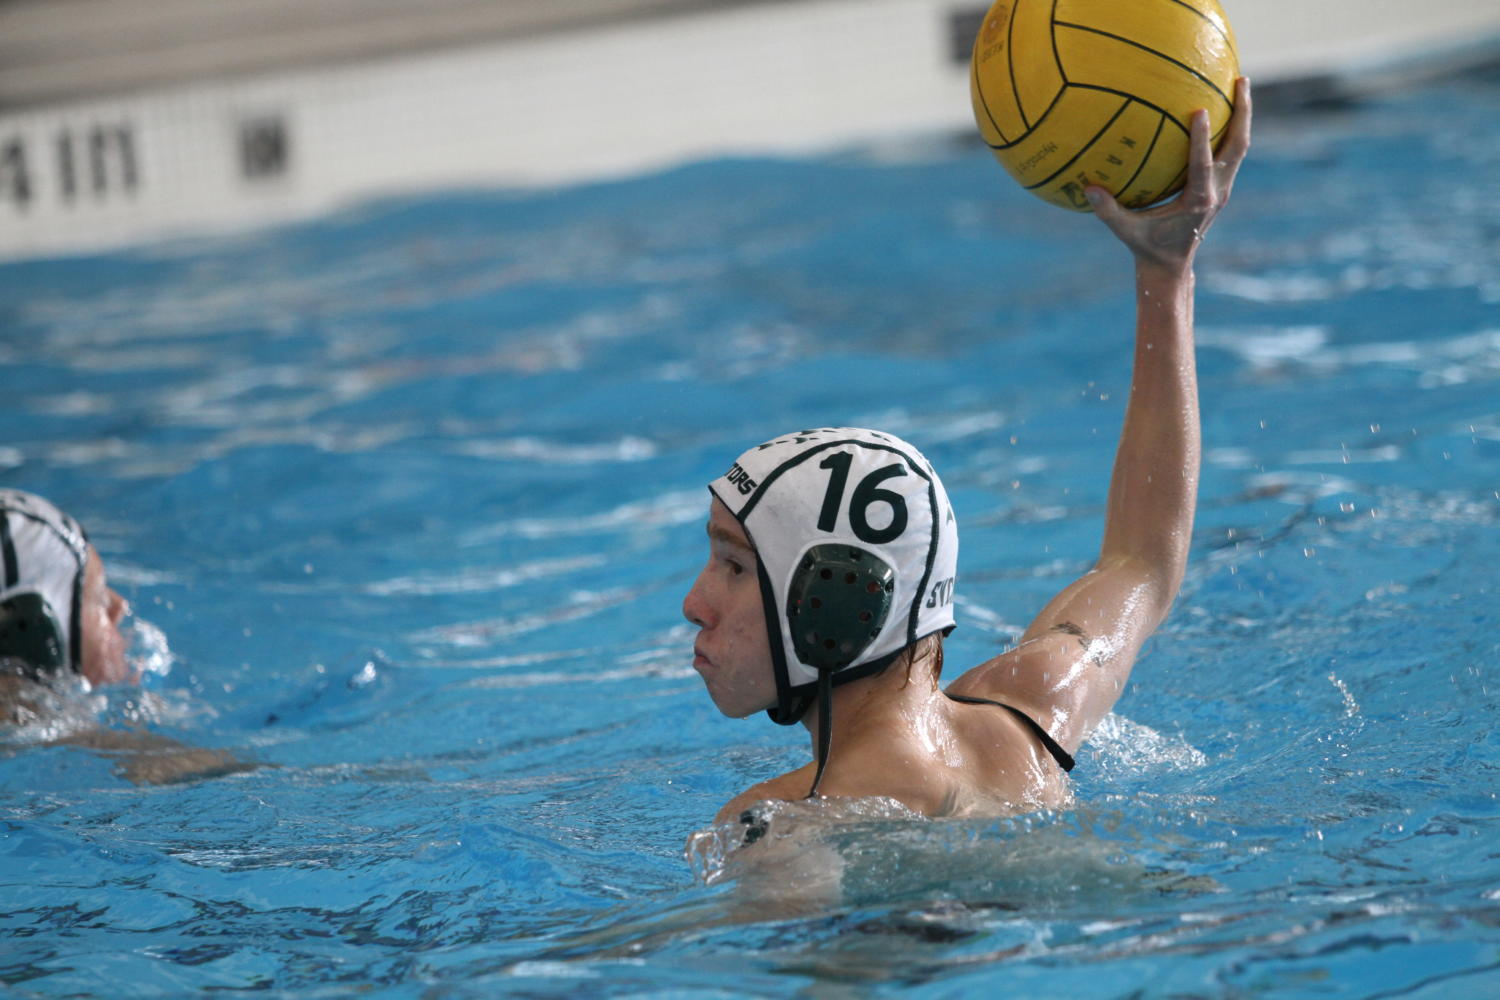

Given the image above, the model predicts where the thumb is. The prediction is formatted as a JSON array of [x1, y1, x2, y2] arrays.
[[1085, 186, 1131, 237]]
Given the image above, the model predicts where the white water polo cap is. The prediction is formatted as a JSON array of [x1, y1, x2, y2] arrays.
[[709, 428, 958, 725], [0, 489, 90, 678]]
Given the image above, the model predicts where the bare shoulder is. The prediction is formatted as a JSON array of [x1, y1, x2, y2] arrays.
[[818, 711, 1067, 817], [714, 710, 1066, 823], [714, 765, 817, 825], [716, 747, 961, 822], [812, 752, 962, 817]]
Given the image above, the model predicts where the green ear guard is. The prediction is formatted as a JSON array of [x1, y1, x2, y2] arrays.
[[785, 544, 895, 673], [0, 592, 67, 681]]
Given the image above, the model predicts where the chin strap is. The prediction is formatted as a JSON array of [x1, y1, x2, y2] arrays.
[[806, 668, 834, 798]]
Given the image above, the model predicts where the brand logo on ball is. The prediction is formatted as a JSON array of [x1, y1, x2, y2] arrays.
[[1016, 141, 1057, 176]]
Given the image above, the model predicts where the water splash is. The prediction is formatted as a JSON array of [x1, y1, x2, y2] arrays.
[[1082, 713, 1208, 780]]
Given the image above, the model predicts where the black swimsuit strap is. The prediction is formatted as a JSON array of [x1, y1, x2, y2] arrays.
[[946, 692, 1076, 773]]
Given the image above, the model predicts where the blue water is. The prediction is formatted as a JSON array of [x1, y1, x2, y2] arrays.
[[3, 73, 1499, 997]]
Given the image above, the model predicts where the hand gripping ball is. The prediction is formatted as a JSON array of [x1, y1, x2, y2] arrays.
[[970, 0, 1239, 211]]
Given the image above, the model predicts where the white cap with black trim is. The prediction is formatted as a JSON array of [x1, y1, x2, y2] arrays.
[[0, 489, 90, 676], [708, 428, 959, 727]]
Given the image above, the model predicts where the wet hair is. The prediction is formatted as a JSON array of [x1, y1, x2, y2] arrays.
[[898, 633, 945, 691]]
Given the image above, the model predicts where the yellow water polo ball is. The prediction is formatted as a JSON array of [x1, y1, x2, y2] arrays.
[[970, 0, 1239, 211]]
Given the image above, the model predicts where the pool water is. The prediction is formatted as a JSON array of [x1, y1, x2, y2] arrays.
[[3, 72, 1500, 997]]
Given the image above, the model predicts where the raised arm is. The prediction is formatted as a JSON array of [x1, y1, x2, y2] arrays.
[[949, 79, 1252, 750]]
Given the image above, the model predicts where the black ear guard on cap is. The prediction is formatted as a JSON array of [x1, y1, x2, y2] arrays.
[[785, 544, 895, 673], [784, 543, 897, 799], [0, 592, 67, 681]]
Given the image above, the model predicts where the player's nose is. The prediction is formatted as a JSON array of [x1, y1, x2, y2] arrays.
[[682, 571, 715, 628]]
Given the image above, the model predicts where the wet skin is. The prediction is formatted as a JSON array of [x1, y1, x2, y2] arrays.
[[79, 546, 130, 687]]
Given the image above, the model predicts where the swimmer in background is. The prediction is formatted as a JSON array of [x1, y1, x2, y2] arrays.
[[1, 489, 248, 784], [0, 489, 130, 700], [682, 80, 1252, 828]]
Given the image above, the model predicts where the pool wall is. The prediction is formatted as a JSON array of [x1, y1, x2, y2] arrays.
[[2, 0, 1499, 262]]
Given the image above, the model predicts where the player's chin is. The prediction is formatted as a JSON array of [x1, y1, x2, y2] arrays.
[[706, 691, 744, 718], [705, 686, 766, 720]]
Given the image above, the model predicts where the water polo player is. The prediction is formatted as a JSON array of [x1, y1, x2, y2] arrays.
[[683, 80, 1252, 823], [1, 489, 257, 783], [0, 489, 131, 691]]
